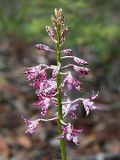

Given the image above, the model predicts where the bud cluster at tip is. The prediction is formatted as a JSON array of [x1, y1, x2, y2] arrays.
[[23, 8, 99, 145]]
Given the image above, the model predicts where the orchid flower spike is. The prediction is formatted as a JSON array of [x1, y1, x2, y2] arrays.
[[23, 9, 99, 154]]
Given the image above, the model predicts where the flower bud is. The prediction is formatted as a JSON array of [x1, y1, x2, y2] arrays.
[[61, 49, 73, 55], [35, 43, 55, 53], [46, 26, 57, 43], [73, 65, 90, 76], [61, 26, 70, 44]]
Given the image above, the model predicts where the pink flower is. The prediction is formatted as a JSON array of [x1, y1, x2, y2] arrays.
[[36, 78, 57, 97], [62, 99, 79, 119], [60, 123, 83, 145], [82, 92, 99, 116], [24, 118, 39, 134], [62, 72, 82, 91], [23, 65, 41, 81], [33, 96, 51, 116], [24, 66, 47, 87]]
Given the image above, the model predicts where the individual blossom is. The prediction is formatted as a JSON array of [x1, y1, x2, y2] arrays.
[[82, 92, 99, 116], [35, 78, 57, 97], [62, 99, 79, 119], [62, 72, 82, 91], [33, 96, 51, 116], [60, 123, 83, 145], [24, 118, 39, 134], [23, 65, 47, 85], [23, 65, 41, 81]]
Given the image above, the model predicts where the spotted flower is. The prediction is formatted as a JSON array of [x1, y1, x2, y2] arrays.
[[33, 96, 51, 116], [24, 118, 39, 134], [82, 92, 99, 116], [62, 99, 79, 119], [62, 72, 82, 91], [60, 123, 83, 145]]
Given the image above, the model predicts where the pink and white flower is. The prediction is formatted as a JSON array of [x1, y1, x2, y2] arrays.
[[62, 99, 79, 119], [35, 78, 57, 97], [82, 92, 99, 116], [23, 65, 41, 81], [62, 72, 82, 91], [24, 118, 39, 134], [60, 123, 83, 145], [33, 96, 51, 116]]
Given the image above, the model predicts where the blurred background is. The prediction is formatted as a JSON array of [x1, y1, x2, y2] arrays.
[[0, 0, 120, 160]]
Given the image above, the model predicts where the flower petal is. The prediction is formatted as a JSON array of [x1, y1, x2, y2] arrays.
[[66, 133, 72, 141], [73, 136, 80, 145]]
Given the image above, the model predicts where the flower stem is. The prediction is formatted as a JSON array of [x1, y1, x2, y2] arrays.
[[56, 24, 67, 160]]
